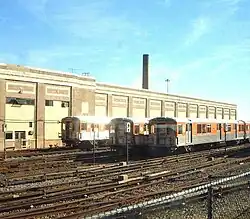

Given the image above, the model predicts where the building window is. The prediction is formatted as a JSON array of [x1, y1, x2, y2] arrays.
[[177, 124, 183, 134], [29, 122, 33, 128], [61, 101, 69, 108], [15, 131, 26, 140], [227, 124, 231, 132], [6, 97, 35, 105], [5, 132, 13, 140], [45, 100, 53, 106]]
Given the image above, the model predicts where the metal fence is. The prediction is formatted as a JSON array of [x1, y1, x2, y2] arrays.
[[87, 170, 250, 219]]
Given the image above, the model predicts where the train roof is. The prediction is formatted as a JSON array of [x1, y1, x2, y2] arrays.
[[175, 118, 238, 123], [127, 117, 151, 123], [63, 116, 247, 124], [64, 116, 151, 124], [149, 117, 240, 124]]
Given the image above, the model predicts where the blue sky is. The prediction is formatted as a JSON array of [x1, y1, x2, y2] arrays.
[[0, 0, 250, 119]]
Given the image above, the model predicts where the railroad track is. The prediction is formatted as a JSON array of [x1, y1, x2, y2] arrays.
[[0, 150, 120, 175], [2, 144, 244, 186], [0, 146, 112, 159], [1, 155, 249, 219], [0, 144, 249, 218]]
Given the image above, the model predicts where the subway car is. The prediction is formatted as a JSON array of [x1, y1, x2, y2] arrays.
[[147, 117, 250, 155], [108, 117, 150, 153], [61, 116, 112, 149], [61, 115, 250, 155]]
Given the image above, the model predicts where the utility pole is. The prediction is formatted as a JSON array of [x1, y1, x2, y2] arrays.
[[165, 79, 170, 93]]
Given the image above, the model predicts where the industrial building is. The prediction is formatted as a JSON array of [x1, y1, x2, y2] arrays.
[[0, 55, 237, 151]]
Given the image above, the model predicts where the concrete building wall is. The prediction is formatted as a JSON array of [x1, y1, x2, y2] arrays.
[[223, 108, 230, 120], [72, 87, 95, 116], [216, 107, 223, 120], [230, 109, 237, 120], [189, 104, 198, 118], [199, 105, 207, 119], [132, 97, 146, 117], [111, 95, 128, 117], [95, 93, 108, 117], [177, 103, 187, 118], [208, 106, 216, 119], [149, 100, 161, 118], [44, 85, 70, 147], [36, 83, 45, 149], [165, 101, 175, 117], [5, 80, 36, 150]]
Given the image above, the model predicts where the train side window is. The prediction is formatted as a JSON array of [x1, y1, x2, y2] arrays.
[[150, 125, 155, 134], [5, 132, 13, 140], [98, 124, 103, 131], [139, 125, 144, 134], [134, 125, 140, 135], [93, 124, 99, 132], [80, 123, 87, 131], [177, 124, 183, 134], [62, 123, 66, 130], [197, 124, 202, 134], [104, 124, 109, 131], [227, 124, 231, 132], [207, 124, 211, 133], [202, 124, 206, 133], [110, 125, 115, 133]]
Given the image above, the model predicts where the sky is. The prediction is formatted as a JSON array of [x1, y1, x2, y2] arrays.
[[0, 0, 250, 119]]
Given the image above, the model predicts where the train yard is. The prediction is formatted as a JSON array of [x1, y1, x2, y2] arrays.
[[0, 144, 249, 219]]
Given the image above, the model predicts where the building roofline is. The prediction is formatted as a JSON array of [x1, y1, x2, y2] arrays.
[[96, 82, 237, 107]]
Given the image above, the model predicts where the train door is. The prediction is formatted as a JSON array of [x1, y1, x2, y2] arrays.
[[91, 124, 99, 140], [219, 124, 222, 140], [65, 121, 73, 139], [223, 123, 228, 141], [243, 123, 247, 141], [234, 124, 237, 138], [185, 123, 192, 144]]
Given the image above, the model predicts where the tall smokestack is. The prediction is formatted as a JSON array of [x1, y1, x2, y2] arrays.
[[142, 54, 149, 89]]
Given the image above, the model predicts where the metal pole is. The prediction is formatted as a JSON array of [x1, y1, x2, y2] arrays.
[[3, 123, 6, 160], [224, 126, 227, 155], [93, 130, 96, 165], [207, 176, 213, 219], [126, 132, 128, 165], [165, 79, 170, 93]]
